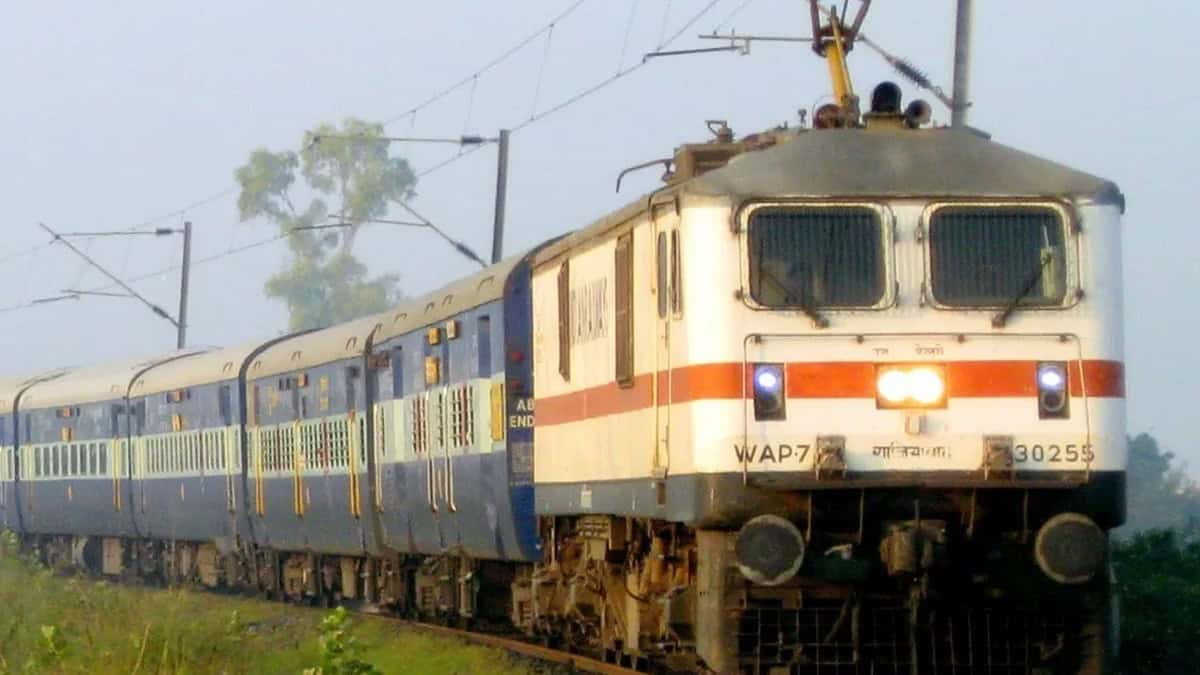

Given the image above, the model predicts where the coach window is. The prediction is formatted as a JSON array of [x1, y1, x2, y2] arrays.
[[614, 232, 634, 386], [748, 206, 885, 308], [391, 346, 404, 397], [218, 386, 232, 426], [250, 385, 262, 426], [99, 444, 108, 476], [109, 404, 122, 438], [289, 376, 301, 416], [345, 366, 360, 411], [477, 316, 492, 375]]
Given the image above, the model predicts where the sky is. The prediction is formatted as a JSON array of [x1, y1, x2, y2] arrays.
[[1, 1, 1196, 466]]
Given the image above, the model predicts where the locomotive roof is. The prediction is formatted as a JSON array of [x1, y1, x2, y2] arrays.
[[686, 127, 1121, 202], [20, 351, 206, 409], [130, 339, 271, 396], [533, 127, 1122, 267]]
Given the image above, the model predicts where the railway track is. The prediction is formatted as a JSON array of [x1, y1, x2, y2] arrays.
[[363, 613, 644, 675]]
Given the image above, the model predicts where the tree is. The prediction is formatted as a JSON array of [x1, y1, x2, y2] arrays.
[[1122, 433, 1200, 536], [1112, 435, 1200, 672], [1112, 530, 1200, 673], [235, 118, 416, 331]]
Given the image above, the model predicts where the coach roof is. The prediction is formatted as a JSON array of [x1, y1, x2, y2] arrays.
[[247, 314, 383, 381], [0, 370, 69, 412], [686, 127, 1122, 204], [374, 255, 524, 343], [20, 351, 207, 409], [131, 339, 268, 396]]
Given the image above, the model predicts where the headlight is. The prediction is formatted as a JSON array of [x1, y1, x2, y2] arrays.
[[907, 367, 945, 405], [875, 365, 948, 409], [876, 369, 909, 403]]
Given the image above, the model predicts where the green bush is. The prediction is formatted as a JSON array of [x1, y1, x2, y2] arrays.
[[1112, 529, 1200, 674]]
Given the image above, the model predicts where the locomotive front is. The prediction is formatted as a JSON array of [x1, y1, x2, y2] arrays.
[[676, 122, 1125, 672]]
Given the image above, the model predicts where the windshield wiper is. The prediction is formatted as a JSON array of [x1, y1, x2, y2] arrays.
[[991, 251, 1054, 328], [760, 267, 829, 328]]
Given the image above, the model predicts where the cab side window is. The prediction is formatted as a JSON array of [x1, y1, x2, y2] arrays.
[[615, 233, 634, 386]]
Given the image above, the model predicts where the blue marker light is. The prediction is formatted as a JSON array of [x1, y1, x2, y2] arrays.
[[752, 364, 786, 420], [1038, 365, 1066, 391], [756, 368, 781, 393]]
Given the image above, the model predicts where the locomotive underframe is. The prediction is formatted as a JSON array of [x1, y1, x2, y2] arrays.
[[13, 477, 1117, 675]]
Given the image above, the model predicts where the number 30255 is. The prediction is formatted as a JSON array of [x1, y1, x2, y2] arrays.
[[1014, 443, 1094, 464]]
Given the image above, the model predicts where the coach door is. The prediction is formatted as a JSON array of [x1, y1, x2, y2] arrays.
[[651, 204, 680, 479], [218, 385, 236, 513]]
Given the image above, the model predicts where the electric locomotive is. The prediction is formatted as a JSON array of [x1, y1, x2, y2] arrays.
[[521, 100, 1125, 674]]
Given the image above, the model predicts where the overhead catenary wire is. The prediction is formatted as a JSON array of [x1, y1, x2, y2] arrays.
[[712, 0, 757, 32], [617, 0, 640, 73], [380, 0, 590, 126], [657, 0, 674, 48], [67, 236, 95, 290], [461, 75, 480, 137], [121, 186, 238, 232], [0, 240, 54, 265], [520, 0, 724, 130], [14, 0, 593, 262], [10, 0, 729, 320], [417, 0, 727, 179], [0, 232, 287, 315], [528, 22, 557, 119]]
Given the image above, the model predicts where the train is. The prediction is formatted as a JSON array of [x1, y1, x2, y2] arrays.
[[0, 34, 1126, 675]]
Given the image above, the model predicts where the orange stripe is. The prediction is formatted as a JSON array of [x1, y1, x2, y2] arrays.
[[534, 359, 1124, 426], [534, 374, 653, 428]]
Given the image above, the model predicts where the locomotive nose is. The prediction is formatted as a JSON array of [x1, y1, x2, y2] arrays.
[[734, 514, 807, 586]]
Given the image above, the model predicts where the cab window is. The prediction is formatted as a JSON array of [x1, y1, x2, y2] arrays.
[[928, 205, 1066, 307], [748, 206, 885, 308]]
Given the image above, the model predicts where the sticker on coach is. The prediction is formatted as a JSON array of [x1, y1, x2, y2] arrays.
[[1013, 443, 1095, 464], [734, 443, 811, 464]]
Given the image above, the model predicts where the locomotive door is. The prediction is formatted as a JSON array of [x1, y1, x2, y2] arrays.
[[650, 204, 679, 479]]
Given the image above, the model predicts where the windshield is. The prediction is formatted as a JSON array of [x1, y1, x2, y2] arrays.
[[748, 207, 885, 308], [929, 206, 1067, 307]]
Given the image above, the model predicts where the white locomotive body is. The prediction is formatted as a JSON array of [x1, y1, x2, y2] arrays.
[[527, 125, 1125, 673]]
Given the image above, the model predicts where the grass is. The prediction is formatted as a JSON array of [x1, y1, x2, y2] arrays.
[[0, 535, 537, 674]]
